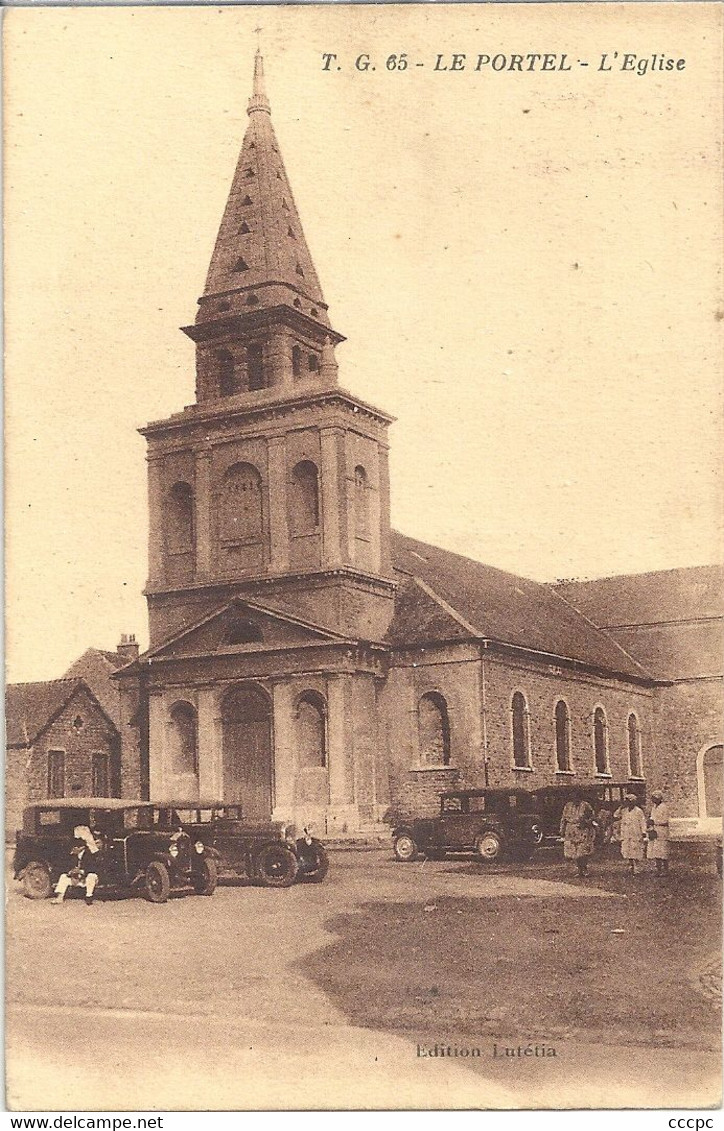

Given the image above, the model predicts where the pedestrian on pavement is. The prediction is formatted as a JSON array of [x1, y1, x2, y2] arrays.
[[647, 790, 671, 875], [620, 793, 647, 874], [560, 791, 596, 877], [52, 825, 101, 906]]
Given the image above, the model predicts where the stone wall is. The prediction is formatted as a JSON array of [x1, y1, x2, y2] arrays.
[[380, 646, 659, 820], [651, 678, 723, 818], [482, 652, 655, 790]]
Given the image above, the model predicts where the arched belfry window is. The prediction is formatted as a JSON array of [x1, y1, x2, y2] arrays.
[[418, 692, 451, 767], [628, 713, 643, 778], [166, 482, 194, 553], [218, 350, 238, 397], [511, 691, 531, 768], [290, 461, 320, 534], [169, 702, 198, 777], [296, 692, 327, 770], [247, 342, 266, 391], [292, 345, 303, 379], [555, 699, 572, 772], [220, 463, 263, 544], [593, 707, 609, 774], [354, 466, 369, 539]]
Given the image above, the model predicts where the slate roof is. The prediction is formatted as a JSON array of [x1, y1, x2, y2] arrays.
[[389, 531, 650, 681], [554, 565, 723, 627], [386, 575, 474, 648], [6, 678, 86, 747], [201, 52, 329, 320], [555, 566, 724, 681]]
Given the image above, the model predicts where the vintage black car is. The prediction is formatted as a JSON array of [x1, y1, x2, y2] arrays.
[[153, 802, 330, 888], [14, 799, 218, 903], [392, 788, 543, 863]]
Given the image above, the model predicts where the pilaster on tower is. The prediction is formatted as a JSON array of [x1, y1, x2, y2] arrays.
[[182, 50, 344, 405]]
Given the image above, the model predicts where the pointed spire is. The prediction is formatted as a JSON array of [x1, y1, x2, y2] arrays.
[[199, 50, 331, 324], [247, 49, 271, 116]]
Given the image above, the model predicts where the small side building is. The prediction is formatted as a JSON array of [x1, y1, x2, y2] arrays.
[[5, 678, 121, 836]]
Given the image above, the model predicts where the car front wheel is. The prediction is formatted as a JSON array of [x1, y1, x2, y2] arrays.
[[475, 831, 504, 862], [393, 834, 419, 862], [299, 843, 330, 883], [144, 860, 171, 903], [22, 861, 52, 900], [256, 845, 299, 888], [192, 857, 218, 896]]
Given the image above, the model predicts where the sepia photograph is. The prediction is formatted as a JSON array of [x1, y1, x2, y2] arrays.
[[4, 2, 723, 1112]]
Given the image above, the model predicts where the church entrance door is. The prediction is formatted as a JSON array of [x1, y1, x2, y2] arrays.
[[221, 684, 273, 821]]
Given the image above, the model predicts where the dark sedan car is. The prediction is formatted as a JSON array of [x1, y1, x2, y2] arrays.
[[14, 799, 218, 903], [154, 802, 329, 888], [392, 788, 543, 863]]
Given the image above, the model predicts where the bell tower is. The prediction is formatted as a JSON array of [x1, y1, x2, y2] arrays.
[[141, 52, 396, 648]]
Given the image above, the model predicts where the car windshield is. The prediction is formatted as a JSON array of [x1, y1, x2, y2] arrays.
[[122, 808, 153, 831], [37, 810, 62, 828], [441, 797, 463, 813], [216, 806, 242, 820], [152, 808, 186, 828], [89, 809, 125, 836], [175, 808, 200, 824]]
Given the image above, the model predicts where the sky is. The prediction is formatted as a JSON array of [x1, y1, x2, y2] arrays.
[[5, 3, 723, 682]]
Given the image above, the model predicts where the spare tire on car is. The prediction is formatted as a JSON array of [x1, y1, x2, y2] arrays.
[[393, 834, 419, 862], [22, 861, 53, 900], [474, 830, 504, 862]]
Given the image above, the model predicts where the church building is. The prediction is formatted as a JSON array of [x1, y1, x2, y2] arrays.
[[114, 53, 722, 837]]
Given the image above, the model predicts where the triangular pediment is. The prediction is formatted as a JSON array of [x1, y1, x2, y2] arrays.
[[146, 598, 357, 662]]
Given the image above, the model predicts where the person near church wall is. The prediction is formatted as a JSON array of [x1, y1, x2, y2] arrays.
[[620, 793, 647, 874], [560, 791, 596, 877], [647, 790, 671, 875]]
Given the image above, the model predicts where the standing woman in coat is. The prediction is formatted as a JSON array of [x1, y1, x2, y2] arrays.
[[647, 790, 671, 875], [620, 793, 647, 874], [560, 791, 596, 877]]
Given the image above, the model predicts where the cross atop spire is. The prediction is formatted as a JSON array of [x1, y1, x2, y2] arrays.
[[247, 48, 270, 116]]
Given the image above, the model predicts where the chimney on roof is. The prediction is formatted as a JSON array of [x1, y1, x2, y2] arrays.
[[117, 633, 139, 662]]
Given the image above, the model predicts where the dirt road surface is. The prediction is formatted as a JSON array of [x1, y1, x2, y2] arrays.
[[7, 849, 721, 1110]]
